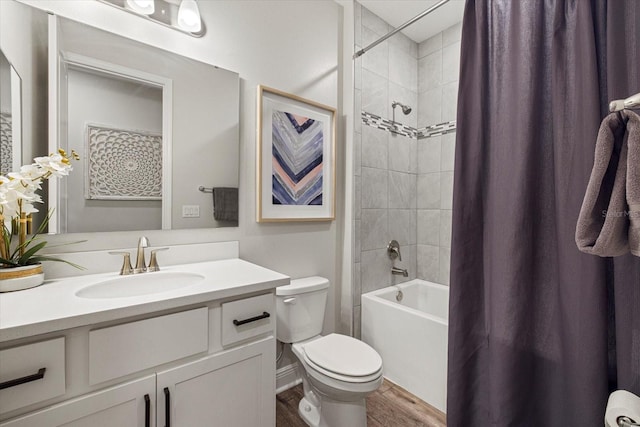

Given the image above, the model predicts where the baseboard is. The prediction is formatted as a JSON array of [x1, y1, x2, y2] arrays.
[[276, 362, 302, 394]]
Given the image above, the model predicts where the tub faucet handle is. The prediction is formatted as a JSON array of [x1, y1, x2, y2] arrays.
[[387, 240, 402, 261]]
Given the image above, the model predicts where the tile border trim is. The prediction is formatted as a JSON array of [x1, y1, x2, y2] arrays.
[[361, 111, 456, 139]]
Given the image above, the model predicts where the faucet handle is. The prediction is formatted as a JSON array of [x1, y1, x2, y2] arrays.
[[387, 240, 402, 261], [148, 247, 169, 272], [109, 251, 133, 275]]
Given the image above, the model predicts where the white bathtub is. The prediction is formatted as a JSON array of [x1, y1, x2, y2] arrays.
[[361, 279, 449, 413]]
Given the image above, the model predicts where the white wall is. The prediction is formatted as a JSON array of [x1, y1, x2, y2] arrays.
[[18, 0, 344, 335]]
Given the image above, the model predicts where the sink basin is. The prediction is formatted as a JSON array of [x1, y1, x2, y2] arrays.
[[75, 272, 205, 299]]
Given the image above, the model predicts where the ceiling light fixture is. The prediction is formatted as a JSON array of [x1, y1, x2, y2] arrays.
[[126, 0, 155, 15], [177, 0, 202, 33]]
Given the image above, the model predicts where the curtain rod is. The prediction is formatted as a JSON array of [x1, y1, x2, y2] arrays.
[[353, 0, 451, 59]]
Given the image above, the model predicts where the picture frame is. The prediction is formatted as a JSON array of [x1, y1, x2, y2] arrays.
[[256, 85, 336, 222]]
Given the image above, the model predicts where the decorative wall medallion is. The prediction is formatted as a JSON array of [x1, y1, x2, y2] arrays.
[[0, 112, 12, 175], [85, 125, 162, 200]]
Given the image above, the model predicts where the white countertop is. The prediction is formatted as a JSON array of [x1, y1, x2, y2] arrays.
[[0, 258, 289, 343]]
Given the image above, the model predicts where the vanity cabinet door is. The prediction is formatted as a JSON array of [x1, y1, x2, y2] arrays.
[[157, 336, 275, 427], [0, 375, 155, 427]]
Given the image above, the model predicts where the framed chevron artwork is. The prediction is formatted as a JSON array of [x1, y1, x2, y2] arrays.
[[257, 86, 336, 222]]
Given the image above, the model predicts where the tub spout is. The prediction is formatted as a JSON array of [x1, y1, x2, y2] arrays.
[[391, 266, 408, 277]]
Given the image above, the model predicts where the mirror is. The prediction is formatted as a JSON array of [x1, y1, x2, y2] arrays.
[[0, 0, 240, 234], [51, 16, 240, 234], [0, 48, 22, 175]]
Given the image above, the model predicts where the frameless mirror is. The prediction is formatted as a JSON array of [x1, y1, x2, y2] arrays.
[[0, 48, 22, 175], [48, 15, 239, 233]]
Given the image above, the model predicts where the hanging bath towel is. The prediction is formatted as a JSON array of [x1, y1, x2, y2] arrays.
[[626, 110, 640, 256], [575, 110, 640, 257]]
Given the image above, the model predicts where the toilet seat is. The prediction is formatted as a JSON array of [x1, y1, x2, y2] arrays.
[[298, 334, 383, 384]]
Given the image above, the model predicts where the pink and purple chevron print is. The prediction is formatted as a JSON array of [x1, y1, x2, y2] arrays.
[[272, 111, 324, 205]]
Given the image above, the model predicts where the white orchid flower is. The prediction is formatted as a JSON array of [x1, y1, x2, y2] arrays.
[[34, 153, 73, 177]]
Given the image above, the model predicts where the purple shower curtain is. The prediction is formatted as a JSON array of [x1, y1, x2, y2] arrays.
[[447, 1, 640, 426]]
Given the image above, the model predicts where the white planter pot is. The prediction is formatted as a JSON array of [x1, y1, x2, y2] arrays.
[[0, 264, 45, 292]]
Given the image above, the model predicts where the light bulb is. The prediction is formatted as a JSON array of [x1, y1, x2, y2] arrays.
[[177, 0, 202, 33], [126, 0, 155, 15]]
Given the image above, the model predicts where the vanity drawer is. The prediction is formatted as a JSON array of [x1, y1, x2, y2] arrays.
[[89, 307, 208, 384], [221, 293, 274, 347], [0, 337, 65, 415]]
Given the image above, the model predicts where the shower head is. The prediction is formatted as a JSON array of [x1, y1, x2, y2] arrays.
[[392, 101, 412, 115]]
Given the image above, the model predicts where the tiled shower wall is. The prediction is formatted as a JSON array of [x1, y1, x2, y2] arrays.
[[416, 23, 461, 285], [352, 2, 461, 337]]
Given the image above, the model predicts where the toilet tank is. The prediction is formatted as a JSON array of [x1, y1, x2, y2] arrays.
[[276, 276, 329, 343]]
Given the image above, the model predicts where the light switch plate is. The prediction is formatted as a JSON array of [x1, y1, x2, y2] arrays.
[[182, 205, 200, 218]]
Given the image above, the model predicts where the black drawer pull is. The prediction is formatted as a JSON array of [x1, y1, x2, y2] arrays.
[[164, 387, 171, 427], [233, 311, 270, 326], [144, 394, 150, 427], [0, 367, 46, 390]]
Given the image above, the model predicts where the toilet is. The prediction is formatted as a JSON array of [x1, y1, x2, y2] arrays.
[[276, 276, 383, 427]]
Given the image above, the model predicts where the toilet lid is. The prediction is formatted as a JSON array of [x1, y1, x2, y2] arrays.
[[303, 334, 382, 377]]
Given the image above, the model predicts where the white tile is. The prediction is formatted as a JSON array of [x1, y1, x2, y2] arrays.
[[354, 219, 361, 263], [354, 2, 362, 47], [353, 262, 361, 307], [362, 27, 388, 78], [361, 209, 389, 251], [418, 87, 442, 127], [418, 136, 441, 174], [355, 90, 362, 134], [439, 209, 452, 248], [351, 262, 362, 307], [442, 42, 461, 84], [353, 305, 361, 339], [440, 132, 456, 171], [440, 171, 454, 210], [417, 244, 439, 282], [354, 130, 362, 176], [362, 167, 388, 209], [442, 22, 463, 47], [389, 31, 418, 58], [419, 33, 442, 58], [417, 173, 441, 209], [417, 209, 440, 246], [362, 69, 388, 118], [389, 171, 416, 209], [362, 6, 389, 36], [361, 249, 392, 293], [362, 125, 388, 169], [354, 175, 361, 219], [438, 246, 451, 285], [389, 48, 417, 92], [354, 57, 362, 90], [389, 82, 418, 128], [418, 50, 442, 92], [441, 81, 459, 122], [389, 133, 416, 174], [389, 209, 416, 246]]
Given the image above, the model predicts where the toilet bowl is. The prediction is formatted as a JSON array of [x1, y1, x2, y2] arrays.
[[276, 277, 383, 427]]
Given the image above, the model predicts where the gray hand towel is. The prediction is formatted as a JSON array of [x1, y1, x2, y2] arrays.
[[576, 111, 630, 256], [213, 187, 238, 222], [625, 110, 640, 256]]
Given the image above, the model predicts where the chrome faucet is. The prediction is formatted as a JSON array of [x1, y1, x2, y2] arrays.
[[133, 236, 149, 274], [391, 266, 409, 277]]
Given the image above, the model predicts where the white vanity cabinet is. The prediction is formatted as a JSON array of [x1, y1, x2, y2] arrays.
[[0, 375, 156, 427], [157, 336, 274, 427], [0, 291, 277, 427]]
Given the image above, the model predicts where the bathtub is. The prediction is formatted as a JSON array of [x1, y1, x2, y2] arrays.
[[361, 279, 449, 413]]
